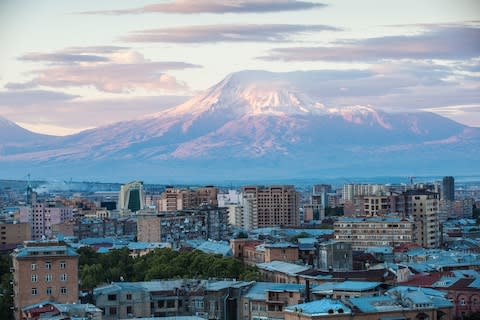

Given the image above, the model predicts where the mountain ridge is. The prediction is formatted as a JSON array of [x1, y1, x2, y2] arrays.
[[0, 70, 479, 181]]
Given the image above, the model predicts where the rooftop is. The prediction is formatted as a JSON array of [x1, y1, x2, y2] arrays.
[[285, 298, 351, 316], [244, 282, 304, 301], [257, 260, 310, 275]]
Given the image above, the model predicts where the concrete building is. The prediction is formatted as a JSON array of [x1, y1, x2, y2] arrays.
[[137, 207, 229, 246], [334, 217, 414, 251], [241, 282, 305, 320], [342, 184, 388, 203], [217, 189, 243, 207], [411, 193, 441, 248], [363, 195, 391, 216], [242, 185, 300, 230], [442, 176, 455, 201], [94, 279, 252, 320], [119, 180, 145, 212], [11, 240, 79, 320], [284, 286, 453, 320], [0, 221, 31, 246], [317, 240, 353, 272], [19, 201, 73, 240], [158, 186, 219, 211]]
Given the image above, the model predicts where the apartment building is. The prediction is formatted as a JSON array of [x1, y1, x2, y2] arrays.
[[242, 185, 300, 230], [137, 207, 229, 245], [11, 240, 79, 320], [19, 201, 73, 240], [158, 186, 219, 211], [334, 217, 414, 251], [0, 221, 31, 247]]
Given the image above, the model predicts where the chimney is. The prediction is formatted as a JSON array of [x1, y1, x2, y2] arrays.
[[305, 279, 311, 303]]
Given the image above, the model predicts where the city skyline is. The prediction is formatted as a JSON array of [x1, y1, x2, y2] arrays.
[[0, 0, 479, 135]]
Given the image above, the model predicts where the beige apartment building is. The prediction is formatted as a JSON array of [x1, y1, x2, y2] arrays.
[[242, 185, 300, 229], [411, 193, 440, 248], [11, 240, 79, 320], [334, 217, 414, 251]]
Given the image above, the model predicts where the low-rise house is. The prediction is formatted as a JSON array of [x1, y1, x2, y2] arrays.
[[257, 261, 311, 283], [21, 301, 102, 320], [311, 281, 384, 300], [241, 282, 305, 320], [284, 287, 453, 320]]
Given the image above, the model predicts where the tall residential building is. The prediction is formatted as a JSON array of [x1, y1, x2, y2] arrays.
[[411, 193, 441, 248], [392, 189, 441, 248], [19, 202, 73, 240], [119, 181, 145, 212], [11, 240, 79, 320], [242, 185, 300, 230], [442, 176, 455, 201]]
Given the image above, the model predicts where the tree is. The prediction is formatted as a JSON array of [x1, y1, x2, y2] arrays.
[[236, 231, 248, 239], [0, 255, 13, 320]]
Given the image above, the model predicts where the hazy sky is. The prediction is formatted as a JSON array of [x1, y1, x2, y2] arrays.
[[0, 0, 479, 135]]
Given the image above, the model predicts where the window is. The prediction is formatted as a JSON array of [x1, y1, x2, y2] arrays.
[[167, 300, 175, 308], [31, 288, 37, 295], [108, 294, 117, 301], [31, 263, 37, 271], [45, 274, 52, 282], [461, 298, 466, 305], [60, 261, 66, 269], [109, 307, 117, 315], [61, 287, 67, 295], [45, 262, 52, 269], [31, 274, 37, 282], [126, 293, 132, 300], [46, 287, 52, 295], [126, 306, 133, 314], [60, 274, 67, 281]]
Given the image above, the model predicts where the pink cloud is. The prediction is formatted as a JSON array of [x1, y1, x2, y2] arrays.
[[81, 0, 325, 15]]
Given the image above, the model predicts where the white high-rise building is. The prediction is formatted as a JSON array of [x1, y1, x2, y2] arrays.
[[119, 181, 145, 212]]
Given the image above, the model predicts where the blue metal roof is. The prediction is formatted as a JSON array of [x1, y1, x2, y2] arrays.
[[285, 298, 351, 316]]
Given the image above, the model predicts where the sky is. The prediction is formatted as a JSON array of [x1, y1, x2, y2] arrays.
[[0, 0, 479, 135]]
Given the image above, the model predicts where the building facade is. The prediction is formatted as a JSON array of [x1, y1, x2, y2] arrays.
[[334, 217, 414, 251], [118, 180, 145, 212], [19, 202, 73, 240], [242, 185, 300, 230], [11, 240, 79, 320], [137, 207, 229, 246]]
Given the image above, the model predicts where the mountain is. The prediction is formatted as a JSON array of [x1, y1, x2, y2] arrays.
[[0, 116, 61, 157], [1, 70, 479, 182]]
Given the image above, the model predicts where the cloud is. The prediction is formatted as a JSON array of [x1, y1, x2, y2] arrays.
[[261, 26, 480, 61], [12, 48, 201, 93], [123, 24, 339, 43], [0, 95, 190, 135], [0, 90, 79, 106], [81, 0, 325, 15], [20, 52, 110, 63]]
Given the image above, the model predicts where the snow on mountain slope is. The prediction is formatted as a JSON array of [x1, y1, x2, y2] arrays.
[[0, 70, 478, 181]]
